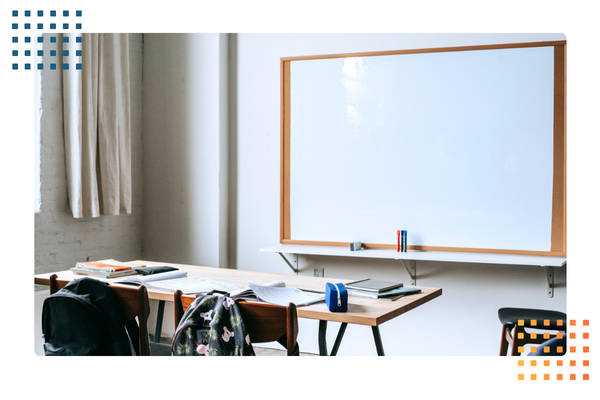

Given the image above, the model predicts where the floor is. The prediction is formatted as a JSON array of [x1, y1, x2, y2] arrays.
[[150, 336, 318, 356], [253, 346, 317, 356]]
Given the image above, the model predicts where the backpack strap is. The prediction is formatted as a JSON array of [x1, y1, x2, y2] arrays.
[[124, 319, 141, 355], [205, 290, 230, 297]]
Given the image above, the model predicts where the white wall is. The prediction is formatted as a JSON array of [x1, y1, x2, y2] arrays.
[[34, 34, 144, 281], [140, 33, 567, 355], [232, 33, 567, 356], [142, 33, 229, 269]]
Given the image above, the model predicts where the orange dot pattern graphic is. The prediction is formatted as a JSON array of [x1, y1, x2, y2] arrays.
[[516, 318, 591, 381]]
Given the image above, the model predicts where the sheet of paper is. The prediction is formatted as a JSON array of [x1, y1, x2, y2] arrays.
[[248, 283, 325, 307], [146, 276, 240, 294]]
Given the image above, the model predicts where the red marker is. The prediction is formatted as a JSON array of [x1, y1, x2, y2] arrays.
[[397, 230, 400, 252]]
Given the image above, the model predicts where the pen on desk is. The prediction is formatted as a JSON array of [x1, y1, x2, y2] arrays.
[[300, 288, 325, 294]]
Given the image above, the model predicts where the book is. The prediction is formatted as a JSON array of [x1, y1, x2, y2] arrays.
[[71, 267, 140, 278], [75, 259, 146, 272], [245, 282, 326, 307], [344, 278, 403, 293], [71, 259, 146, 278], [347, 286, 421, 301]]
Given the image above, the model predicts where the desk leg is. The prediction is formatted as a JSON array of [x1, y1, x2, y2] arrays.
[[154, 300, 165, 343], [318, 320, 328, 356], [372, 326, 385, 356], [330, 322, 347, 356]]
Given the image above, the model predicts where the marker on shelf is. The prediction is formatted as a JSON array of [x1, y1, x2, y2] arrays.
[[397, 230, 400, 252], [401, 230, 407, 252]]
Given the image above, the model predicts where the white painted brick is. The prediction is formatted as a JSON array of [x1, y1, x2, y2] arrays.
[[40, 174, 68, 190], [35, 35, 144, 276], [39, 191, 69, 209]]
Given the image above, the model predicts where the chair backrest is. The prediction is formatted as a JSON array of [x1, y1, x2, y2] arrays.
[[174, 291, 299, 356], [49, 274, 151, 356]]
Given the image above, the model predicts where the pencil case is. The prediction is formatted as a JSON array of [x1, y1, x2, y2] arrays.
[[325, 283, 348, 312]]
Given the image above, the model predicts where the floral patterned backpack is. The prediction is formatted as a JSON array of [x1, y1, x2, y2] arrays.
[[172, 292, 255, 356]]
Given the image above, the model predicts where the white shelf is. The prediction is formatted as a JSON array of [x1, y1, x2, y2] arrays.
[[261, 244, 565, 297], [260, 244, 566, 267]]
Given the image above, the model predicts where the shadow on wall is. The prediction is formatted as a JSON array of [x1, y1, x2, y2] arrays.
[[228, 33, 238, 270]]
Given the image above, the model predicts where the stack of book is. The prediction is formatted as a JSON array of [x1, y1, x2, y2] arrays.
[[71, 259, 146, 278], [345, 278, 421, 301]]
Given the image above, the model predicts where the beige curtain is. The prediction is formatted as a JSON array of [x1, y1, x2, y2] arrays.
[[63, 33, 131, 218]]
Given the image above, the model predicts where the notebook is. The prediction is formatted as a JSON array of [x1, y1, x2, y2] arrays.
[[344, 278, 403, 293]]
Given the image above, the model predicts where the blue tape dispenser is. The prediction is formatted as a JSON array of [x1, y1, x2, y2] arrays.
[[325, 283, 348, 312]]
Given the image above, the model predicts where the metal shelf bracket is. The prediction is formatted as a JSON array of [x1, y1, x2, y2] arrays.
[[545, 266, 554, 298], [278, 253, 298, 274], [399, 259, 417, 286]]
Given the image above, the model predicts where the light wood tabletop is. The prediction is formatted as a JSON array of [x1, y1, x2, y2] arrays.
[[34, 260, 442, 327]]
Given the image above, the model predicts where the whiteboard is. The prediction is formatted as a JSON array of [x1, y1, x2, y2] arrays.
[[283, 43, 566, 255]]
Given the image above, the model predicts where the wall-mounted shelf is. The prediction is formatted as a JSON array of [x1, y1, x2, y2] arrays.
[[260, 244, 566, 297]]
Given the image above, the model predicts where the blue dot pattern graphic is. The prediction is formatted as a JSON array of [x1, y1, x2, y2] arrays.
[[10, 9, 84, 71]]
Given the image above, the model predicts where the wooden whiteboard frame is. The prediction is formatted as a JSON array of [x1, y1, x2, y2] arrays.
[[280, 41, 566, 257]]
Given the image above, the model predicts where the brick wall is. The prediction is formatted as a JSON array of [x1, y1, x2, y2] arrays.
[[34, 34, 144, 285]]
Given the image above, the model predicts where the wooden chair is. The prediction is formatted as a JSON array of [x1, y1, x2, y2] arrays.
[[174, 290, 300, 356], [498, 307, 566, 356], [49, 274, 151, 356]]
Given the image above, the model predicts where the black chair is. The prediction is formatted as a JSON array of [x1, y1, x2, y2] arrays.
[[498, 307, 566, 356]]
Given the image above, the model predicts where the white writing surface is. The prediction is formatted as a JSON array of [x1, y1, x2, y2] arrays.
[[289, 46, 554, 251]]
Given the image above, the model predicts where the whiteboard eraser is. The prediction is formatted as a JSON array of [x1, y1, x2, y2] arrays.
[[350, 241, 362, 251]]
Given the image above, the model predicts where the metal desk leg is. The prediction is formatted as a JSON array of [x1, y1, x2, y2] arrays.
[[372, 326, 385, 356], [318, 320, 329, 356], [319, 321, 348, 356], [330, 322, 348, 356], [154, 300, 165, 343]]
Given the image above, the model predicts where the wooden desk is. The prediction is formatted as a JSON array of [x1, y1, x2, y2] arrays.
[[34, 260, 442, 356]]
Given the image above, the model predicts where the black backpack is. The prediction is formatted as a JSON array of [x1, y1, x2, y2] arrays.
[[41, 278, 139, 356]]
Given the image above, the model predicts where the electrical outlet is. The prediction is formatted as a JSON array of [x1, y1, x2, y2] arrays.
[[314, 268, 324, 278]]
